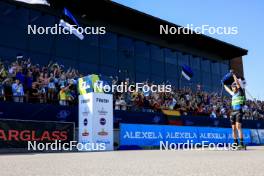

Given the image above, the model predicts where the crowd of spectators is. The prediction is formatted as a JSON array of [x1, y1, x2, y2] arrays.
[[113, 81, 264, 120], [0, 56, 81, 106], [0, 56, 263, 120]]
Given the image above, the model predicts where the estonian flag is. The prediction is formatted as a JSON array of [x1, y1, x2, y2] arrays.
[[59, 8, 84, 40], [238, 78, 247, 89], [181, 65, 193, 81], [221, 72, 234, 85], [221, 72, 247, 89], [14, 0, 50, 6]]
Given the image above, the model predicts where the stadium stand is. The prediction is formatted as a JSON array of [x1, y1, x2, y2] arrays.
[[0, 57, 263, 120]]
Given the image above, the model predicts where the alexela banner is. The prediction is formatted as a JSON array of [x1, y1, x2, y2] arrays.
[[258, 129, 264, 144], [120, 124, 253, 146], [78, 93, 113, 151]]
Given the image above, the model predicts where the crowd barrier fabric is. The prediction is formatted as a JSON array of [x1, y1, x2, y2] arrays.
[[0, 102, 264, 129], [120, 124, 254, 146], [258, 129, 264, 144], [0, 119, 75, 148]]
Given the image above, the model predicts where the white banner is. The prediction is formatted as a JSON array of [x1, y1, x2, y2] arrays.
[[257, 129, 264, 144], [92, 93, 113, 151], [78, 94, 93, 145], [250, 129, 260, 144], [14, 0, 50, 5], [78, 93, 113, 151]]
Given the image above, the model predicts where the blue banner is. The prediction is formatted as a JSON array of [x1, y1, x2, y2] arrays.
[[120, 124, 253, 146], [161, 125, 200, 144], [180, 116, 264, 129], [250, 129, 260, 144], [198, 127, 228, 144], [120, 124, 164, 146], [258, 129, 264, 144], [225, 128, 251, 144], [114, 110, 167, 128], [0, 102, 263, 130]]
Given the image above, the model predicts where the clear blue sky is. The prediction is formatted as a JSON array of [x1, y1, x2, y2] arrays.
[[113, 0, 264, 100]]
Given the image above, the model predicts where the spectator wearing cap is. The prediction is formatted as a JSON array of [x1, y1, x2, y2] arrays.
[[58, 85, 67, 106]]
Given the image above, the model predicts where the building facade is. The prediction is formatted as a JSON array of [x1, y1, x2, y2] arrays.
[[0, 0, 247, 92]]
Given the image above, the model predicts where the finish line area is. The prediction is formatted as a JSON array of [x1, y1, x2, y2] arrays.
[[1, 146, 264, 176]]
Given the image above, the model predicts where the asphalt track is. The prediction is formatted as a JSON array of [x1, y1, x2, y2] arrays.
[[1, 146, 264, 176]]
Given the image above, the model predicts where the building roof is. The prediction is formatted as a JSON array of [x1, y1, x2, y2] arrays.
[[91, 0, 248, 59], [5, 0, 248, 59]]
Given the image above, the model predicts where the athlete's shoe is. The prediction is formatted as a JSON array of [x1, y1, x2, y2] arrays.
[[231, 144, 238, 150], [237, 145, 247, 150]]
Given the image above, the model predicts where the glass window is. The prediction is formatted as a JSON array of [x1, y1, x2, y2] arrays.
[[177, 52, 189, 66], [211, 74, 220, 85], [179, 77, 191, 89], [0, 3, 28, 28], [0, 7, 29, 53], [151, 60, 164, 76], [118, 69, 135, 81], [201, 71, 212, 88], [165, 64, 178, 77], [28, 52, 50, 66], [118, 36, 134, 51], [82, 35, 99, 47], [150, 45, 164, 62], [78, 63, 98, 75], [151, 75, 164, 84], [55, 35, 80, 59], [79, 45, 99, 64], [211, 61, 220, 75], [52, 57, 78, 69], [201, 58, 211, 72], [192, 69, 202, 84], [100, 32, 117, 49], [166, 77, 178, 87], [27, 11, 56, 54], [136, 72, 150, 82], [220, 63, 229, 75], [135, 57, 150, 73], [165, 57, 177, 65], [164, 48, 175, 58], [100, 66, 117, 77], [100, 48, 117, 67], [190, 56, 200, 69], [118, 51, 135, 78], [29, 10, 55, 27], [165, 49, 177, 65], [0, 47, 27, 63], [28, 34, 54, 54], [134, 41, 149, 58]]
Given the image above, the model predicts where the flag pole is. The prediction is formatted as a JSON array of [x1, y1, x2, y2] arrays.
[[220, 82, 224, 102], [179, 72, 182, 89], [245, 88, 261, 109]]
